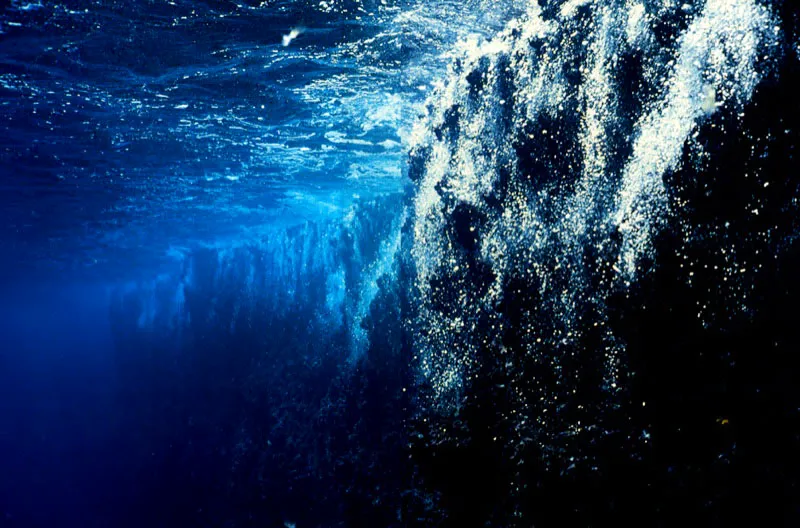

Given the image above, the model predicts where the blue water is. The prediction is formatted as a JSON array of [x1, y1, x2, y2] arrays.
[[0, 0, 520, 279], [0, 2, 524, 525], [1, 1, 800, 526], [0, 281, 119, 526]]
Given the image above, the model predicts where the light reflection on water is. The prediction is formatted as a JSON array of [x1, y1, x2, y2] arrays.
[[0, 0, 524, 276]]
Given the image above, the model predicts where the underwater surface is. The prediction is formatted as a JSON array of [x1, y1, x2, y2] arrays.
[[1, 0, 799, 526]]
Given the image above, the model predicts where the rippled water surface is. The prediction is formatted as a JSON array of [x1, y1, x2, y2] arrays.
[[0, 0, 522, 275]]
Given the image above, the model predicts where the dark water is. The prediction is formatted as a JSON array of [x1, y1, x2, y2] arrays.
[[1, 1, 800, 527]]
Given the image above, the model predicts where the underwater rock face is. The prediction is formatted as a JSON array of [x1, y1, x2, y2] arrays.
[[405, 0, 800, 525]]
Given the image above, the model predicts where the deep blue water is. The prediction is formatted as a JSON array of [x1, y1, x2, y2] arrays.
[[0, 281, 120, 526], [1, 1, 800, 527]]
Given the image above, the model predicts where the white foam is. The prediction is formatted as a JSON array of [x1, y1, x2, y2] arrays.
[[614, 0, 777, 277], [407, 0, 779, 413], [282, 27, 304, 47]]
